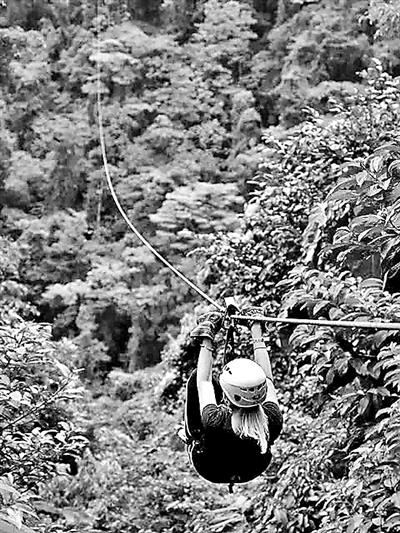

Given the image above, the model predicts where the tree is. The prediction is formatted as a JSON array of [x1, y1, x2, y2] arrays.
[[0, 238, 86, 531], [190, 0, 257, 80], [150, 181, 243, 252], [369, 0, 400, 39]]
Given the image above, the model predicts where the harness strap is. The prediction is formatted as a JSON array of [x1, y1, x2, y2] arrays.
[[223, 298, 240, 365], [223, 320, 235, 365]]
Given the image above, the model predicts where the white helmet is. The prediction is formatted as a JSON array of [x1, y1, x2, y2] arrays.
[[220, 358, 267, 408]]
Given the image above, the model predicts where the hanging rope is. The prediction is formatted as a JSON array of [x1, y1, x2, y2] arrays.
[[95, 17, 400, 333]]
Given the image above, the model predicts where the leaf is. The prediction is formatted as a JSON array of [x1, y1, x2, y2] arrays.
[[388, 160, 400, 176], [350, 358, 368, 376], [391, 492, 400, 507], [373, 144, 400, 156], [329, 307, 344, 320], [357, 227, 382, 242], [9, 391, 22, 404], [0, 518, 34, 533], [328, 178, 356, 198], [359, 278, 384, 290], [6, 509, 22, 530], [0, 480, 19, 497], [273, 509, 288, 526], [385, 369, 400, 391], [340, 162, 363, 173], [0, 375, 11, 387], [385, 513, 400, 529], [54, 360, 71, 378], [369, 155, 384, 173], [376, 407, 393, 420], [328, 190, 356, 202], [313, 301, 330, 316], [346, 514, 365, 533], [367, 184, 383, 197], [390, 183, 400, 201], [373, 331, 393, 348], [381, 237, 400, 259], [358, 396, 371, 418], [355, 172, 368, 187], [351, 215, 381, 230]]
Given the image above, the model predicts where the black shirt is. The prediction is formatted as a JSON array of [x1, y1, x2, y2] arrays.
[[190, 401, 283, 484], [201, 401, 283, 444]]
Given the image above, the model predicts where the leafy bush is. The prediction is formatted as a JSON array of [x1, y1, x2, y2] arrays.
[[315, 144, 400, 284], [106, 369, 145, 401], [369, 0, 400, 40], [197, 62, 400, 311], [3, 4, 400, 532], [0, 313, 86, 530]]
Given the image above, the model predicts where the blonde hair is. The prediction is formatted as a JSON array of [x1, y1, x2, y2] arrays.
[[231, 406, 270, 454]]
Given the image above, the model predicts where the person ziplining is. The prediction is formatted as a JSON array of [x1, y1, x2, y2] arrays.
[[180, 307, 282, 491]]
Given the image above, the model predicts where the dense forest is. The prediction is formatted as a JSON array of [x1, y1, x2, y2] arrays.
[[1, 0, 400, 532]]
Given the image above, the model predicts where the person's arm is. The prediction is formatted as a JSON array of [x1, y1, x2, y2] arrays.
[[251, 322, 279, 405], [196, 338, 217, 411]]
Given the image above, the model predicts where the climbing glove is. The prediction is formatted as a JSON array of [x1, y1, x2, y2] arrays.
[[239, 306, 266, 331], [190, 311, 224, 342]]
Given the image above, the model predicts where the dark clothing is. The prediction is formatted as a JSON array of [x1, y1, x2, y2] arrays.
[[201, 401, 283, 443], [185, 370, 283, 484]]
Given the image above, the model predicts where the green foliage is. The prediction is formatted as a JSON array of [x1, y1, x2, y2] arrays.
[[105, 369, 145, 401], [0, 313, 86, 531], [3, 3, 400, 531], [321, 145, 400, 280], [0, 236, 33, 317], [150, 181, 243, 251], [246, 0, 378, 125], [191, 0, 257, 76], [370, 0, 400, 39], [16, 211, 91, 293], [0, 240, 85, 531]]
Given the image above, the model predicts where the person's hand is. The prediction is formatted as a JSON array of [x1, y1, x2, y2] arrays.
[[190, 311, 224, 341], [239, 306, 265, 332]]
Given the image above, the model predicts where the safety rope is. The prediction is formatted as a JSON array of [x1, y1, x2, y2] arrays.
[[95, 18, 400, 333]]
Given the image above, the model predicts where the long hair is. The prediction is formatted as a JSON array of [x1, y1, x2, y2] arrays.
[[231, 405, 270, 454]]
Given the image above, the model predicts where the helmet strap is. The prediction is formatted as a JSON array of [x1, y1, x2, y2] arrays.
[[221, 393, 233, 409]]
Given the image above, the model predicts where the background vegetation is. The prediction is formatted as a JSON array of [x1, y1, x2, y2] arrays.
[[1, 0, 400, 532]]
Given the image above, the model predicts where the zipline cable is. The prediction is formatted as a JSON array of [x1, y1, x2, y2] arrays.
[[95, 40, 224, 312], [232, 314, 400, 331], [95, 20, 400, 332]]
